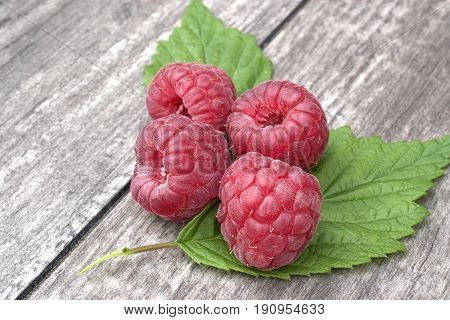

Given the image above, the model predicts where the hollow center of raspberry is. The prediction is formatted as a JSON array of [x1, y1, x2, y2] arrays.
[[260, 112, 284, 127], [160, 166, 167, 177], [176, 103, 190, 117]]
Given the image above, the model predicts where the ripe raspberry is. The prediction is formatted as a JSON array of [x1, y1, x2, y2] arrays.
[[146, 63, 236, 131], [217, 152, 321, 270], [131, 114, 230, 221], [227, 80, 328, 169]]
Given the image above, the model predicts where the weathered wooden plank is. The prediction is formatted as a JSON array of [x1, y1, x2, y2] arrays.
[[0, 0, 301, 299], [0, 1, 70, 53], [29, 0, 450, 299]]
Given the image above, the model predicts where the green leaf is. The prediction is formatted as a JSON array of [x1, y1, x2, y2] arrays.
[[143, 0, 272, 95], [176, 127, 450, 277]]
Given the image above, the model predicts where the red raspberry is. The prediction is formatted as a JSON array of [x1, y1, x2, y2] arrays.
[[131, 114, 230, 221], [217, 152, 321, 270], [227, 80, 328, 169], [146, 63, 236, 131]]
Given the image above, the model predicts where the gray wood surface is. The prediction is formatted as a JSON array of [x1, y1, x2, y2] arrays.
[[27, 0, 450, 299], [0, 0, 302, 299]]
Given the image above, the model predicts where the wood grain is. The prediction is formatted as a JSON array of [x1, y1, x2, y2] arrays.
[[0, 0, 301, 299], [29, 0, 450, 299]]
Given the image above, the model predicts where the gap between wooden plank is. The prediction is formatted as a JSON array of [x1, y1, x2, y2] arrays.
[[15, 182, 131, 300], [13, 0, 308, 300]]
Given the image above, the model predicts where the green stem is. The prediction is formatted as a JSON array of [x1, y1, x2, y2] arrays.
[[79, 242, 178, 275]]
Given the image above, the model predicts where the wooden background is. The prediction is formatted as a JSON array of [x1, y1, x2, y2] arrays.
[[1, 0, 449, 299]]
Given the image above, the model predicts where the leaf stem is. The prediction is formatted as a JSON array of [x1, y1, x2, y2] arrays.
[[79, 242, 177, 275]]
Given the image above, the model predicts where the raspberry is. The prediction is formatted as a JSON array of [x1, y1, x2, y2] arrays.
[[131, 114, 230, 221], [227, 80, 329, 169], [146, 63, 236, 131], [217, 152, 321, 270]]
